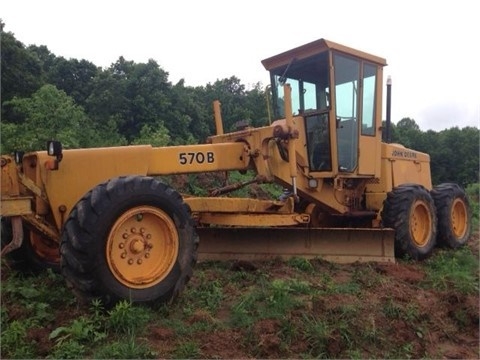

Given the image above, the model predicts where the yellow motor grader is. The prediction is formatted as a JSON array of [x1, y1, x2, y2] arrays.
[[1, 39, 472, 306]]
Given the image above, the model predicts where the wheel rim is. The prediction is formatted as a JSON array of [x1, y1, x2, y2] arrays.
[[410, 200, 432, 247], [30, 233, 60, 264], [451, 198, 468, 238], [106, 206, 179, 289]]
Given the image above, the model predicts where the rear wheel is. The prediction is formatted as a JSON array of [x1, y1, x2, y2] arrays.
[[431, 183, 471, 248], [60, 176, 198, 307], [382, 184, 437, 260], [1, 218, 60, 273]]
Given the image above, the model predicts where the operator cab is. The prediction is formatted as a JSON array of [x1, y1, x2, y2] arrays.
[[262, 39, 387, 177]]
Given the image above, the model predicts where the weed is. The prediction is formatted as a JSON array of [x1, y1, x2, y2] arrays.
[[386, 342, 416, 359], [279, 316, 297, 345], [301, 314, 331, 358], [362, 314, 380, 344], [345, 348, 364, 359], [288, 257, 314, 273], [424, 247, 479, 294], [230, 291, 257, 327], [173, 340, 202, 359], [49, 316, 106, 345], [107, 300, 151, 335], [404, 303, 420, 322], [195, 279, 224, 312], [260, 279, 303, 318], [2, 269, 74, 307], [383, 298, 402, 319], [93, 337, 157, 359], [351, 264, 384, 288], [47, 339, 86, 359], [158, 318, 191, 336], [1, 319, 35, 359], [334, 281, 361, 295], [26, 301, 55, 324], [230, 278, 304, 326]]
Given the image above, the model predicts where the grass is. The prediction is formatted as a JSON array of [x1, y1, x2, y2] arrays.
[[1, 234, 479, 359], [423, 246, 479, 294]]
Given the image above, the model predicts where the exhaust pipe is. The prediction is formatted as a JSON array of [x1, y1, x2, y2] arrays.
[[385, 76, 392, 143]]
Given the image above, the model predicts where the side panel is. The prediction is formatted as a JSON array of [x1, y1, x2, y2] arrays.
[[34, 143, 250, 230], [37, 146, 152, 229], [364, 142, 432, 210]]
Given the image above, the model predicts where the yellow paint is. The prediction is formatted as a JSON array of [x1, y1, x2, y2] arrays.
[[106, 205, 179, 289]]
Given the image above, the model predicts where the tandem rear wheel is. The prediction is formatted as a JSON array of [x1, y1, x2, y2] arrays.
[[382, 183, 472, 260], [60, 176, 199, 307]]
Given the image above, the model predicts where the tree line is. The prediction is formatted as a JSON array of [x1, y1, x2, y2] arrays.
[[1, 21, 478, 187]]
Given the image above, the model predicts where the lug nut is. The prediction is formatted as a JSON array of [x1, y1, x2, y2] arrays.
[[137, 259, 143, 265], [128, 259, 134, 265]]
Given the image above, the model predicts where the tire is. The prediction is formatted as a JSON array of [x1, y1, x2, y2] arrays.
[[431, 183, 471, 248], [60, 176, 199, 307], [381, 184, 437, 260], [1, 218, 60, 273]]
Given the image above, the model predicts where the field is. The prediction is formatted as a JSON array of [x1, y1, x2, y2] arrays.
[[1, 231, 478, 359]]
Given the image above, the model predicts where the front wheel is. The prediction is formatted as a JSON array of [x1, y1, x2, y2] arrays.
[[431, 183, 471, 248], [382, 184, 437, 260], [60, 176, 199, 307]]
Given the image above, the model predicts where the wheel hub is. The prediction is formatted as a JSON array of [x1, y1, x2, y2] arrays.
[[106, 206, 179, 289]]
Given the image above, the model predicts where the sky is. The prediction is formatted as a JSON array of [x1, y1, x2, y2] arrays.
[[2, 0, 479, 131]]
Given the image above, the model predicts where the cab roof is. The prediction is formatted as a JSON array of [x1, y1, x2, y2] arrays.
[[261, 38, 387, 71]]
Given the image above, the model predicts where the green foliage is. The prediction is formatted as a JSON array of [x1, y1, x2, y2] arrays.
[[93, 338, 157, 359], [230, 277, 308, 327], [1, 269, 75, 322], [1, 320, 36, 359], [301, 315, 331, 358], [0, 26, 43, 103], [1, 85, 97, 153], [423, 247, 479, 294], [187, 278, 224, 313], [173, 341, 202, 359], [48, 339, 86, 359], [288, 257, 315, 273], [466, 183, 479, 227], [131, 123, 171, 146], [49, 316, 106, 345], [107, 300, 151, 335]]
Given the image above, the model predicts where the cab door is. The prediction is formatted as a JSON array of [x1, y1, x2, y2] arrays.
[[333, 53, 380, 176], [357, 62, 381, 176]]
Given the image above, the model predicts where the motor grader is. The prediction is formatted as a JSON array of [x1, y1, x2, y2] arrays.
[[1, 38, 472, 306]]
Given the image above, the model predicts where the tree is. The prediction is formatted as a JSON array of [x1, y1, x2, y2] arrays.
[[131, 123, 170, 147], [393, 117, 422, 148], [1, 85, 96, 153], [1, 21, 43, 121], [86, 57, 173, 142], [45, 56, 99, 106]]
